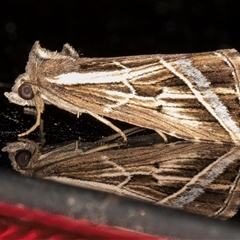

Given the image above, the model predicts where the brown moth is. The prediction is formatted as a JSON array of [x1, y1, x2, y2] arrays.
[[4, 42, 240, 143], [3, 130, 240, 219]]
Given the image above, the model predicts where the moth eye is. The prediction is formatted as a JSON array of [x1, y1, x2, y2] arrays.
[[18, 83, 34, 100], [15, 150, 32, 167]]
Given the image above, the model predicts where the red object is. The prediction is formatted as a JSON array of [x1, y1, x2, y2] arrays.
[[0, 201, 168, 240]]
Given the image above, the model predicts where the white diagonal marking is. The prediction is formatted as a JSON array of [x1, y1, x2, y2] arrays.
[[160, 147, 240, 208], [160, 58, 240, 143]]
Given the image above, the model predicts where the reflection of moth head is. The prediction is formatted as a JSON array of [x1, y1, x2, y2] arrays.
[[2, 139, 39, 174]]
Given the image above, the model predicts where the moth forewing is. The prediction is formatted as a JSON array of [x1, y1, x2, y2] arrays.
[[5, 41, 240, 144], [3, 134, 240, 220]]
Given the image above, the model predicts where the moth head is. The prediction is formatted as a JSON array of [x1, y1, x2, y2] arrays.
[[2, 139, 39, 175], [4, 73, 37, 107]]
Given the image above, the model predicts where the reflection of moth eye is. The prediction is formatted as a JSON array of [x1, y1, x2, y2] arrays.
[[15, 150, 32, 167], [18, 83, 34, 100]]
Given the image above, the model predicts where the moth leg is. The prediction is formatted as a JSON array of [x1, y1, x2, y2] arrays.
[[39, 118, 46, 146], [96, 127, 143, 144], [75, 140, 78, 150], [155, 129, 168, 143], [77, 112, 82, 118], [18, 94, 44, 137], [22, 107, 46, 145], [87, 111, 127, 141], [83, 142, 125, 154]]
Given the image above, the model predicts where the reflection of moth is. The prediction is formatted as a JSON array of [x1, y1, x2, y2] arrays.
[[5, 41, 240, 143], [3, 129, 240, 219]]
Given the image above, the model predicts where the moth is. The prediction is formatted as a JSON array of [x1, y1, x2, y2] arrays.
[[5, 41, 240, 144], [3, 129, 240, 219]]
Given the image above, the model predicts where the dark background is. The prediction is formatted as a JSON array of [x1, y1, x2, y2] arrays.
[[2, 0, 240, 84], [1, 0, 240, 226]]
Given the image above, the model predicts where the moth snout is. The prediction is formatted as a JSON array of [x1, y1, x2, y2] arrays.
[[4, 91, 36, 106]]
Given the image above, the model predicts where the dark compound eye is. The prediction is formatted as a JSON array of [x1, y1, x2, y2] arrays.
[[18, 83, 34, 100], [15, 150, 32, 167]]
